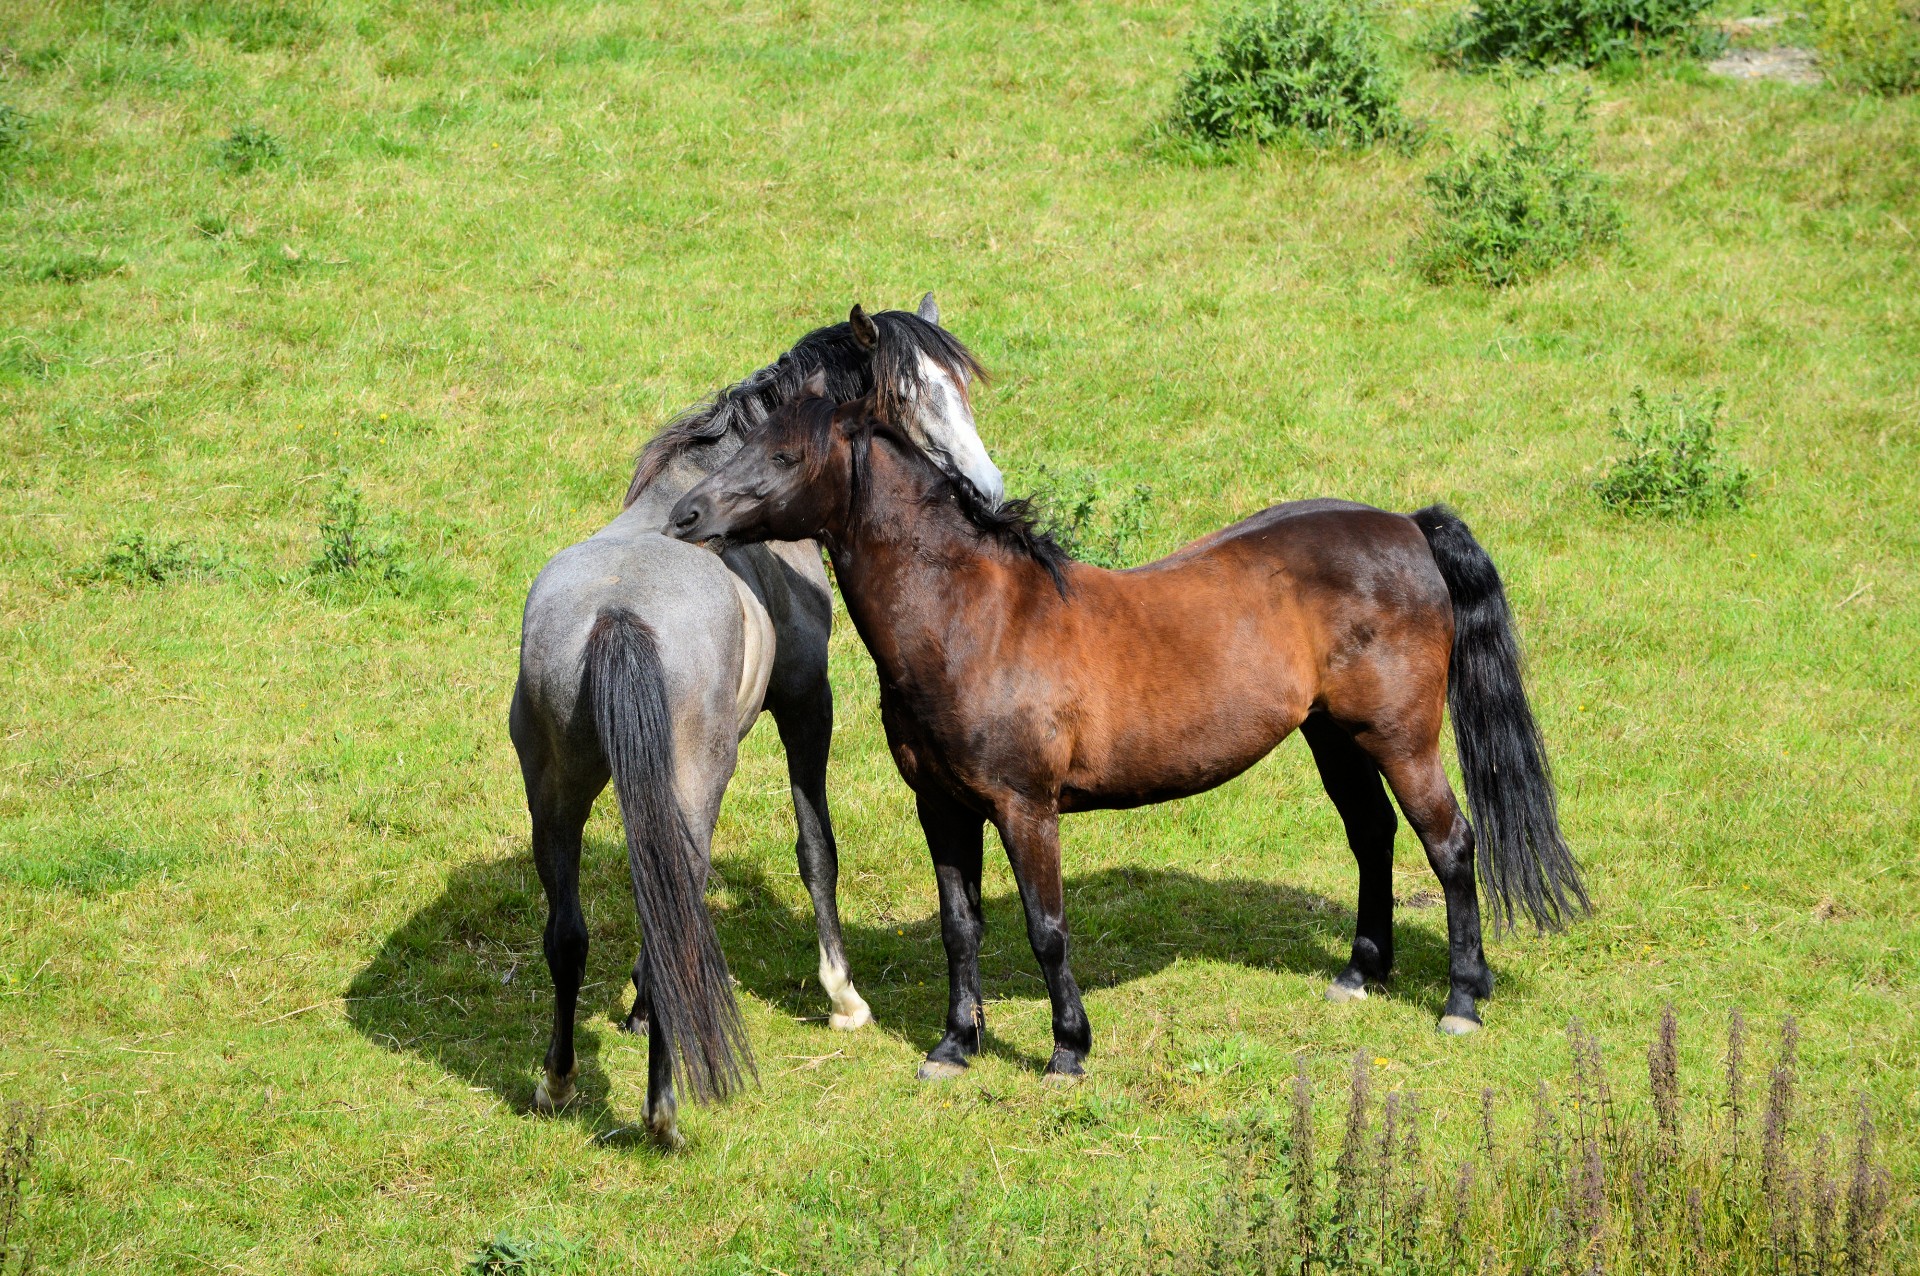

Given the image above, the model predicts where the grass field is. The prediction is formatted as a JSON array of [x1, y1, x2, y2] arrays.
[[1, 0, 1916, 1270]]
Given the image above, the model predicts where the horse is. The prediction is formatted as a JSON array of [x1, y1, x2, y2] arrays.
[[508, 298, 999, 1144], [665, 385, 1590, 1083]]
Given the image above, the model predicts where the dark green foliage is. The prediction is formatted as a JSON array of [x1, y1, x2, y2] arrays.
[[1429, 0, 1723, 69], [0, 105, 29, 159], [465, 1232, 588, 1275], [1595, 388, 1750, 517], [1029, 464, 1153, 568], [1, 1104, 39, 1276], [87, 530, 228, 585], [1170, 0, 1413, 149], [1415, 89, 1621, 287], [311, 475, 409, 585], [217, 124, 283, 173]]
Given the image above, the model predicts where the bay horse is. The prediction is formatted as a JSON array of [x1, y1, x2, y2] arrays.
[[666, 386, 1589, 1082], [509, 298, 998, 1144]]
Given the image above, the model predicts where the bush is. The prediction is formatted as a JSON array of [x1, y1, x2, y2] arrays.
[[1171, 0, 1413, 149], [1430, 0, 1722, 68], [1415, 89, 1621, 287], [1594, 388, 1750, 517], [1030, 465, 1154, 569], [217, 124, 283, 173], [1813, 0, 1920, 93]]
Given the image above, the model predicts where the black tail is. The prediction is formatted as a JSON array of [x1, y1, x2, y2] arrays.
[[583, 609, 752, 1101], [1413, 506, 1590, 932]]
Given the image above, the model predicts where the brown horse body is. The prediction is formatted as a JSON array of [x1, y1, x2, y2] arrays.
[[671, 382, 1586, 1081]]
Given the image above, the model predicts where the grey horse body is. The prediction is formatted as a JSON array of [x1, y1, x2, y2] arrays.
[[509, 300, 989, 1146]]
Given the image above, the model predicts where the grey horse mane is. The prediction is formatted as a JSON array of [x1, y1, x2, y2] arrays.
[[624, 307, 986, 507]]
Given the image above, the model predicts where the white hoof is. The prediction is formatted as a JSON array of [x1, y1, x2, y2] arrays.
[[1438, 1014, 1482, 1036], [532, 1070, 576, 1113], [1325, 980, 1368, 1004], [645, 1102, 685, 1151], [917, 1058, 966, 1082], [828, 993, 872, 1033]]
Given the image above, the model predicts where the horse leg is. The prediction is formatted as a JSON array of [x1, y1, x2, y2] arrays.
[[621, 948, 650, 1036], [770, 680, 870, 1032], [642, 972, 685, 1150], [916, 788, 986, 1080], [1374, 747, 1493, 1034], [1301, 713, 1399, 1004], [529, 793, 593, 1112], [997, 801, 1091, 1081]]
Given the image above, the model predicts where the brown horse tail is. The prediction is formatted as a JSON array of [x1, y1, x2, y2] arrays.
[[583, 609, 753, 1101], [1412, 506, 1591, 932]]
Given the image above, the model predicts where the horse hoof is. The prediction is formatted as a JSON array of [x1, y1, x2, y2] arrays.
[[1041, 1068, 1084, 1089], [619, 1015, 650, 1037], [1325, 980, 1368, 1005], [917, 1058, 966, 1082], [532, 1073, 576, 1113], [648, 1118, 686, 1151], [1438, 1014, 1482, 1036], [829, 1004, 872, 1033]]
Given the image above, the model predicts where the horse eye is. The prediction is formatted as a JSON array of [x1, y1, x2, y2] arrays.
[[772, 451, 799, 467]]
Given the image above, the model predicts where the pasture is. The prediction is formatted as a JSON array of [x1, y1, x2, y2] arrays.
[[1, 0, 1916, 1270]]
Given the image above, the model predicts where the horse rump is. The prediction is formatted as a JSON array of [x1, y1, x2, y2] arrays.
[[584, 608, 753, 1100], [1412, 505, 1591, 932]]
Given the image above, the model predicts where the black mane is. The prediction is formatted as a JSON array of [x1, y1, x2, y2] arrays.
[[835, 410, 1071, 597], [626, 309, 985, 506]]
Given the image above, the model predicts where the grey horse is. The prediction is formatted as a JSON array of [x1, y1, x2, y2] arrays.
[[508, 298, 1000, 1147]]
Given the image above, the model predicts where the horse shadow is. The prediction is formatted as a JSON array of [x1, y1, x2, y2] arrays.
[[345, 839, 1485, 1120]]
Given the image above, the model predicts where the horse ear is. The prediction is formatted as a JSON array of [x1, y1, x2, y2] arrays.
[[916, 292, 940, 324], [801, 368, 828, 398], [850, 304, 878, 349]]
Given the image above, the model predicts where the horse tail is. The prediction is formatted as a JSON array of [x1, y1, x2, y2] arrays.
[[1412, 506, 1590, 932], [583, 608, 752, 1101]]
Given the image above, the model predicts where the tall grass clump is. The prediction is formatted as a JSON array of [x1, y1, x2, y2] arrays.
[[1415, 88, 1620, 286], [1812, 0, 1920, 93], [1163, 1010, 1906, 1273], [1429, 0, 1722, 68], [1168, 0, 1413, 150], [1594, 388, 1750, 517], [309, 474, 409, 588], [0, 105, 29, 168], [464, 1231, 589, 1275], [85, 530, 230, 586], [217, 124, 283, 173]]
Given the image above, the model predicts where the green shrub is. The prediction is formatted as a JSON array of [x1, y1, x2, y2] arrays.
[[311, 475, 409, 584], [1595, 388, 1750, 517], [1415, 89, 1621, 287], [1030, 465, 1154, 568], [217, 124, 283, 173], [1813, 0, 1920, 93], [89, 530, 229, 585], [0, 105, 29, 158], [1171, 0, 1413, 149], [1430, 0, 1722, 68]]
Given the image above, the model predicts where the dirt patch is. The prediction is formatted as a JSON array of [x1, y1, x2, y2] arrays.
[[1709, 44, 1823, 83]]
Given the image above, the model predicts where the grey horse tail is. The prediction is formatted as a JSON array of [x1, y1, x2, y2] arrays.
[[584, 609, 753, 1101], [1413, 505, 1591, 933]]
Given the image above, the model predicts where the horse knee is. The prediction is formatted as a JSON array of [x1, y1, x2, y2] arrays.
[[1424, 817, 1475, 882], [1025, 915, 1070, 969]]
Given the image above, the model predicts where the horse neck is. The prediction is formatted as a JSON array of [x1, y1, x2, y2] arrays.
[[625, 441, 739, 528], [824, 443, 1034, 682]]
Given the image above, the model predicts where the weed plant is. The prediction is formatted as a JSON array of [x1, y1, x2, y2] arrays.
[[1169, 0, 1413, 150], [216, 124, 282, 173], [1029, 465, 1154, 568], [86, 530, 230, 586], [1811, 0, 1920, 93], [310, 474, 409, 587], [1180, 1011, 1902, 1274], [0, 1104, 39, 1276], [464, 1231, 589, 1275], [1429, 0, 1723, 69], [1594, 388, 1750, 517], [0, 106, 28, 159], [1415, 88, 1621, 286]]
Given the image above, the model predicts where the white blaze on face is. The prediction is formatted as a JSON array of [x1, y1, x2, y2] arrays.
[[911, 350, 1004, 505]]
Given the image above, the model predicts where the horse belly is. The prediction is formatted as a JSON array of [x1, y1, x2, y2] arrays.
[[1062, 691, 1303, 812]]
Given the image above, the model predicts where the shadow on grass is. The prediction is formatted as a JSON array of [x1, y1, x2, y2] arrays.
[[345, 840, 1480, 1125]]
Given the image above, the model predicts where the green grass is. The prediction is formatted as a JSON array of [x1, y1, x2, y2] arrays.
[[0, 0, 1915, 1271]]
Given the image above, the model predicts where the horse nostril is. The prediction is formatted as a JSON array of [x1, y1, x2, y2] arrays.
[[672, 506, 700, 532]]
